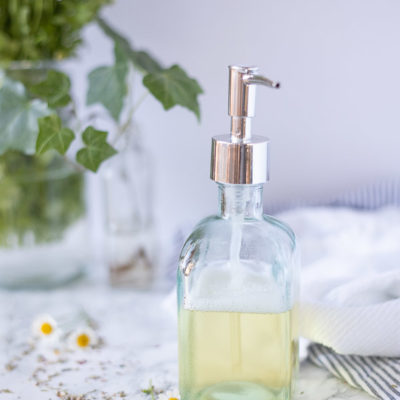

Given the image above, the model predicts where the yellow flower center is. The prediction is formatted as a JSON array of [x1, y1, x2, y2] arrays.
[[40, 322, 53, 335], [76, 333, 90, 347]]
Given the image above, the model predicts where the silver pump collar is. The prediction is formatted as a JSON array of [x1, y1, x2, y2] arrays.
[[210, 65, 280, 185]]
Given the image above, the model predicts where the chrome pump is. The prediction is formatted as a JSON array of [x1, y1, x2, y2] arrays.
[[211, 65, 280, 184]]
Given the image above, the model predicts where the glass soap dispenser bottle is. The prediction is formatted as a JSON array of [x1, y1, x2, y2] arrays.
[[178, 66, 299, 400]]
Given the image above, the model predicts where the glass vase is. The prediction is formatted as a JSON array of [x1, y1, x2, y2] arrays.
[[0, 152, 87, 289], [102, 124, 157, 289], [0, 62, 88, 289]]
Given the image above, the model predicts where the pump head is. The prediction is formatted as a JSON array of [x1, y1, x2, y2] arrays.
[[211, 65, 280, 184]]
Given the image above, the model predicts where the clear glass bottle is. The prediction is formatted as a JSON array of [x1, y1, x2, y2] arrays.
[[178, 66, 299, 400]]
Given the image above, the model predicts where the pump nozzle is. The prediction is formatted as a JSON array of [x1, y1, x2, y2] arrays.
[[211, 65, 280, 185], [229, 66, 280, 141], [244, 74, 280, 89]]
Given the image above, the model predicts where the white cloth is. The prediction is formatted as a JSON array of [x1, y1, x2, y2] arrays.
[[280, 206, 400, 357]]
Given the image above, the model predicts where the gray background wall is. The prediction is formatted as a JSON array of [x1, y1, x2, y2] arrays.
[[74, 0, 400, 245]]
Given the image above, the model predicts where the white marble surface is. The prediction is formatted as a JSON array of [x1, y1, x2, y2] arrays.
[[0, 281, 373, 400]]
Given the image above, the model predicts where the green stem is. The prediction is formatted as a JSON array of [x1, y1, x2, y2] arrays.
[[32, 0, 44, 33], [111, 91, 149, 146], [62, 99, 85, 172], [131, 90, 149, 114], [63, 154, 84, 173], [69, 98, 81, 132]]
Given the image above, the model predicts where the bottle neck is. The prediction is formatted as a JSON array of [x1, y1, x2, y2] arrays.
[[218, 184, 264, 219]]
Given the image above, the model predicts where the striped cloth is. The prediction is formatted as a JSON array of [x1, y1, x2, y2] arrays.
[[327, 179, 400, 210], [308, 343, 400, 400]]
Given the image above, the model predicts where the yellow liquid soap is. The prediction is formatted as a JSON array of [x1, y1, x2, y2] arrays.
[[179, 309, 298, 400]]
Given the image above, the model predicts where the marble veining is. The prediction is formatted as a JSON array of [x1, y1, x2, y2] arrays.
[[0, 282, 373, 400]]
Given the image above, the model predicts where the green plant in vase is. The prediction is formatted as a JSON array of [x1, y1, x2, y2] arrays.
[[0, 0, 203, 288]]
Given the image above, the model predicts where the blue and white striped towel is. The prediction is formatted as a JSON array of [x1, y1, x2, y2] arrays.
[[308, 344, 400, 400]]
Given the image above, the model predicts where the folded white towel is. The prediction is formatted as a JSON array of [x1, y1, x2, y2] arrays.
[[280, 207, 400, 357]]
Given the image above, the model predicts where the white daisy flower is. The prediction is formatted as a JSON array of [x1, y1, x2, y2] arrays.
[[68, 327, 98, 350], [32, 314, 59, 339], [158, 389, 180, 400]]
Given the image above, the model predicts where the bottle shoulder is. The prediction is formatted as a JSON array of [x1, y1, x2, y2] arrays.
[[179, 213, 297, 263], [184, 213, 296, 245], [262, 214, 297, 249], [178, 213, 300, 313]]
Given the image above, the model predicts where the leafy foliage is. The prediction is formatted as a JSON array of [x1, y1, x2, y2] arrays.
[[0, 151, 85, 246], [86, 44, 128, 121], [0, 3, 204, 252], [0, 6, 203, 174], [29, 70, 72, 108], [36, 114, 75, 155], [97, 17, 162, 74], [0, 0, 111, 62], [143, 65, 203, 120], [0, 74, 49, 155], [76, 127, 117, 172], [96, 18, 203, 120]]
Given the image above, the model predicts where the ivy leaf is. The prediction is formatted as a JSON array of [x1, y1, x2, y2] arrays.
[[86, 44, 128, 121], [96, 18, 203, 120], [0, 75, 49, 155], [97, 17, 162, 74], [143, 65, 203, 120], [76, 126, 117, 172], [29, 70, 72, 108], [36, 114, 75, 155]]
